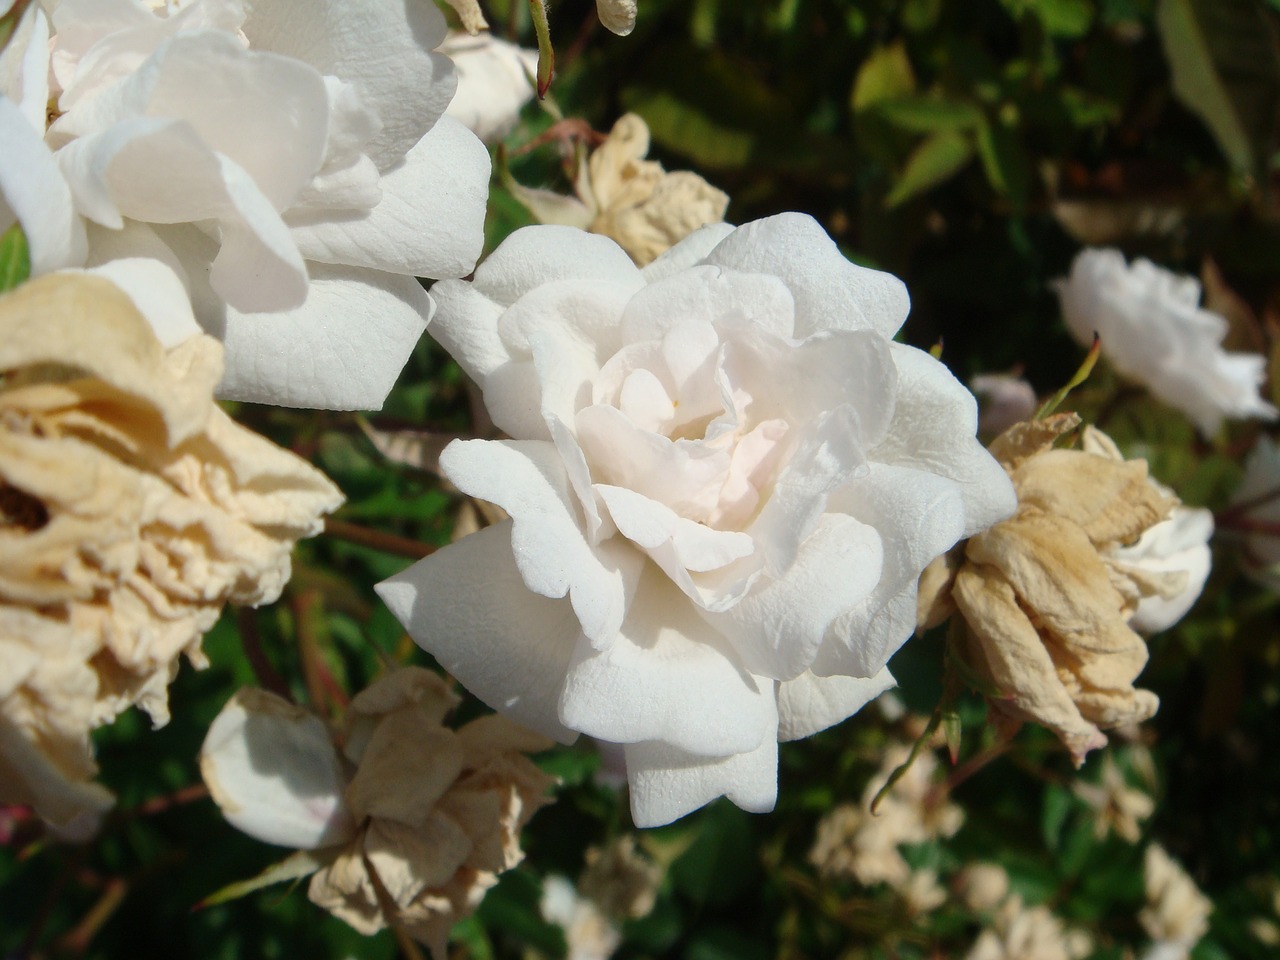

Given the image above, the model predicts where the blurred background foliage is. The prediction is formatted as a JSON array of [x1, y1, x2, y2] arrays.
[[6, 0, 1280, 958]]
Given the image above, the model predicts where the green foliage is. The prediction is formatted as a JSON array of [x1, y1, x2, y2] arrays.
[[0, 222, 31, 292]]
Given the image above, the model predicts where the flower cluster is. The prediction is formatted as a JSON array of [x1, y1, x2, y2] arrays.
[[1, 271, 341, 833], [1, 0, 488, 410], [200, 668, 555, 956]]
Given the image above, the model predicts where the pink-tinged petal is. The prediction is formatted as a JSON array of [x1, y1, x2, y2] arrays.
[[623, 704, 779, 827], [596, 484, 755, 610], [702, 213, 910, 339], [0, 98, 87, 274], [559, 566, 772, 757], [215, 264, 432, 410], [375, 521, 581, 744], [57, 118, 308, 311], [0, 717, 115, 834], [871, 343, 1017, 536], [620, 265, 795, 343], [440, 439, 639, 645], [812, 463, 967, 679], [288, 117, 488, 280], [777, 668, 894, 741], [640, 221, 735, 283], [199, 688, 356, 850], [242, 0, 455, 170], [701, 513, 883, 681]]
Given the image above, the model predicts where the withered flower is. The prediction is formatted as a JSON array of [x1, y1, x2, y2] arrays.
[[1, 273, 342, 833], [200, 668, 555, 958], [918, 414, 1178, 764]]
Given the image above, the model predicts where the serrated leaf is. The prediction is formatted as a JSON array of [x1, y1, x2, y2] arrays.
[[877, 96, 985, 133], [851, 42, 916, 112], [1157, 0, 1280, 175], [195, 849, 332, 910], [623, 89, 756, 167], [0, 222, 31, 293], [885, 131, 975, 207]]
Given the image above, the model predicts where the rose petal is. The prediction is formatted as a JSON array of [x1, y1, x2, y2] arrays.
[[214, 263, 432, 410], [702, 512, 883, 681], [288, 116, 489, 280], [641, 221, 736, 282], [375, 521, 582, 743], [777, 668, 895, 741], [559, 565, 772, 757], [703, 213, 910, 339], [440, 439, 639, 645], [623, 710, 779, 827], [199, 688, 355, 849]]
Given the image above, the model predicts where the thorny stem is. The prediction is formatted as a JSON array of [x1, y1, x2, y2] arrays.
[[509, 117, 604, 157], [236, 608, 292, 700], [126, 784, 209, 820], [940, 736, 1013, 796], [292, 588, 349, 716], [1215, 514, 1280, 539], [324, 518, 438, 559], [55, 877, 128, 955]]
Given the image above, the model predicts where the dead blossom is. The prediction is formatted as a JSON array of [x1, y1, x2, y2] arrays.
[[918, 414, 1179, 765], [0, 273, 341, 833]]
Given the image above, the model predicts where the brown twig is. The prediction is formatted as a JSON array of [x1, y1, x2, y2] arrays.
[[235, 608, 292, 700], [324, 518, 437, 560], [54, 876, 128, 955]]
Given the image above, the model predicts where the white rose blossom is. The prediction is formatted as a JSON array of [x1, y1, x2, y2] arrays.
[[1056, 248, 1277, 437], [441, 31, 538, 144], [377, 214, 1016, 827], [0, 0, 490, 410]]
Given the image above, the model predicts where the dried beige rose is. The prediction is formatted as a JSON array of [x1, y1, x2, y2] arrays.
[[809, 740, 963, 888], [200, 668, 556, 958], [956, 863, 1011, 913], [1, 273, 342, 833], [918, 414, 1176, 765], [511, 113, 730, 265], [581, 835, 661, 921], [1140, 844, 1212, 958]]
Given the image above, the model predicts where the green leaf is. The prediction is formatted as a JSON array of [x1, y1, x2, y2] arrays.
[[850, 42, 916, 112], [1041, 783, 1074, 851], [1157, 0, 1280, 175], [195, 849, 332, 910], [885, 131, 975, 207], [976, 122, 1031, 207], [0, 222, 31, 292], [876, 95, 985, 133], [1003, 0, 1096, 36]]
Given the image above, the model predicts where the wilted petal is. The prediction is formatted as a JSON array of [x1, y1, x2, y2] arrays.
[[200, 688, 355, 849]]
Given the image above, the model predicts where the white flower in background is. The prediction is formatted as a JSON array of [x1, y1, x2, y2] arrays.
[[1056, 249, 1277, 437], [0, 0, 489, 410], [541, 876, 623, 960], [442, 31, 538, 144], [596, 0, 637, 35], [965, 895, 1092, 960], [970, 373, 1037, 436], [1, 270, 341, 836], [1072, 755, 1154, 844], [1081, 428, 1213, 634], [1139, 845, 1212, 960], [1227, 436, 1280, 591], [378, 213, 1015, 826], [200, 669, 555, 957], [512, 113, 730, 266]]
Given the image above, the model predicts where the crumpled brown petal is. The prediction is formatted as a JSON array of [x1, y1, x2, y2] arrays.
[[918, 413, 1172, 764], [305, 667, 557, 958], [1, 273, 343, 831]]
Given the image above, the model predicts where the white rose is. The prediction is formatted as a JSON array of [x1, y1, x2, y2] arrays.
[[441, 31, 538, 144], [377, 214, 1015, 827], [0, 0, 490, 411], [1056, 248, 1277, 437]]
